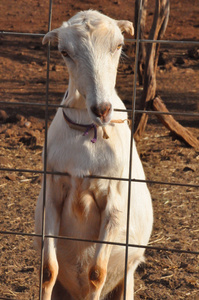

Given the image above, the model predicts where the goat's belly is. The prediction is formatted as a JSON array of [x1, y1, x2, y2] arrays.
[[56, 192, 126, 298], [56, 239, 126, 299], [54, 165, 152, 298], [56, 241, 94, 299], [56, 231, 144, 299], [56, 220, 99, 298], [56, 189, 150, 299]]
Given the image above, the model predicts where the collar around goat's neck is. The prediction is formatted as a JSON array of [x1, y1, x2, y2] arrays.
[[62, 109, 98, 143], [62, 91, 127, 143]]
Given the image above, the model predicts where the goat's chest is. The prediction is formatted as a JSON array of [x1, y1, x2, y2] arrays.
[[47, 120, 128, 177]]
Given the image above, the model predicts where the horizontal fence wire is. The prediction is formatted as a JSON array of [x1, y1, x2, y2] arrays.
[[0, 230, 198, 255], [0, 0, 199, 299], [1, 166, 199, 188], [0, 100, 199, 118], [1, 30, 199, 45], [0, 31, 45, 37]]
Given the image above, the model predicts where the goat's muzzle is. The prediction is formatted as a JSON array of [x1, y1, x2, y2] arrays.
[[91, 102, 112, 124]]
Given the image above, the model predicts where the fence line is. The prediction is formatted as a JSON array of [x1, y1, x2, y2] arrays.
[[38, 0, 53, 298], [1, 230, 199, 256], [1, 166, 199, 189], [1, 0, 199, 299], [1, 100, 199, 118], [2, 30, 199, 46]]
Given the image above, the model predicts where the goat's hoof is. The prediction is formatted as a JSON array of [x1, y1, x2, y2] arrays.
[[89, 265, 106, 289], [43, 266, 52, 283]]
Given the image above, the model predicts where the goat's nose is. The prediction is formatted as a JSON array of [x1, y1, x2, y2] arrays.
[[91, 102, 112, 119]]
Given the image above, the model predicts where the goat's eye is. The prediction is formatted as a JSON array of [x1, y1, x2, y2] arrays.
[[61, 50, 69, 57], [117, 44, 123, 50]]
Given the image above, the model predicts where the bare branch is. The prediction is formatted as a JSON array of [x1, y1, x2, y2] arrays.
[[134, 0, 170, 141], [135, 0, 148, 85], [153, 97, 199, 149]]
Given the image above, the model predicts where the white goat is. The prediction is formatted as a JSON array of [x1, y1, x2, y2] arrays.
[[35, 10, 153, 300]]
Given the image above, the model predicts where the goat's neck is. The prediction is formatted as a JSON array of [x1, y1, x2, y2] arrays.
[[62, 79, 87, 110]]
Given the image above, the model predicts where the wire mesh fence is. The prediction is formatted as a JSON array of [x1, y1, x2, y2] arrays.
[[0, 0, 199, 299]]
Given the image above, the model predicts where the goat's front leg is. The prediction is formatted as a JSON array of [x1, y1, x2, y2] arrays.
[[35, 175, 64, 300], [88, 183, 122, 300]]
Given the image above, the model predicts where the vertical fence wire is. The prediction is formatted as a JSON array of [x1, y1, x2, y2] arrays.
[[123, 0, 143, 299], [0, 1, 199, 300], [38, 1, 53, 299]]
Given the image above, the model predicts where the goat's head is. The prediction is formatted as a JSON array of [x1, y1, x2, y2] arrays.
[[43, 10, 134, 126]]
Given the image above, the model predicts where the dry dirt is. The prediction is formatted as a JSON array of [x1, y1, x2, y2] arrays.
[[0, 0, 199, 299]]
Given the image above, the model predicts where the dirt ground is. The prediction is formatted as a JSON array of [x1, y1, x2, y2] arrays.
[[0, 0, 199, 299]]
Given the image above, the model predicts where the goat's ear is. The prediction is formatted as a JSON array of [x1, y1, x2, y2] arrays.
[[117, 20, 134, 36], [42, 29, 59, 45]]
